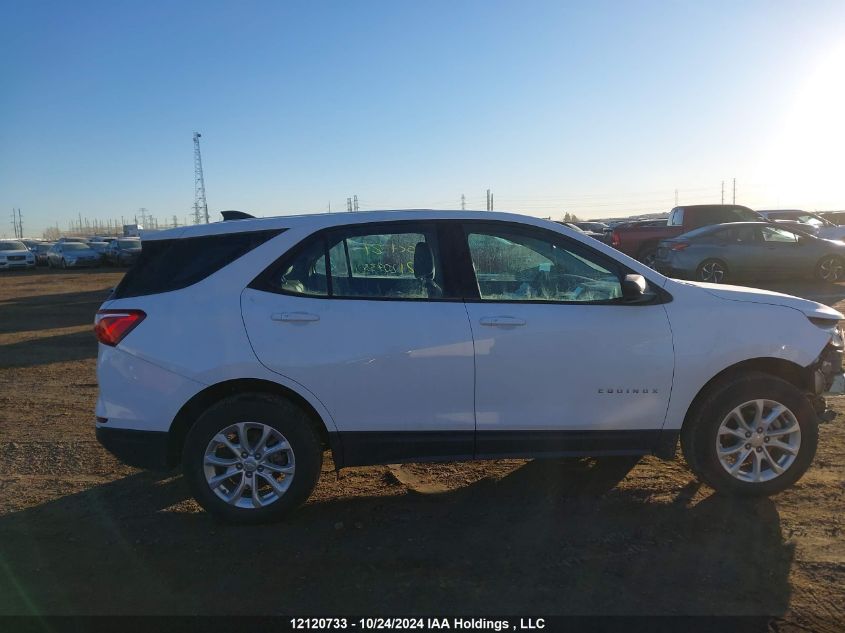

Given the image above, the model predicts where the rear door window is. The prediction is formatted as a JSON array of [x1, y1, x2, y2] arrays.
[[260, 223, 451, 300]]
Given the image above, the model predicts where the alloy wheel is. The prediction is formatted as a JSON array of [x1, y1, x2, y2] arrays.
[[716, 399, 801, 483], [818, 256, 843, 282], [203, 422, 295, 509], [700, 261, 725, 283]]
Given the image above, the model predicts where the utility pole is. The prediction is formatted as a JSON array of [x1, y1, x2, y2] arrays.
[[193, 132, 209, 224], [732, 178, 736, 204], [347, 197, 353, 212], [353, 195, 359, 212], [674, 189, 678, 206], [486, 189, 491, 211], [461, 194, 466, 210], [17, 209, 22, 238], [490, 193, 494, 210], [721, 181, 724, 204]]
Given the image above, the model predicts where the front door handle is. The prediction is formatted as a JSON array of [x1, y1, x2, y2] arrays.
[[271, 312, 320, 323], [479, 316, 527, 327]]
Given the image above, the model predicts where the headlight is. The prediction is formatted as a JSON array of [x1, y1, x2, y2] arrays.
[[808, 317, 843, 348]]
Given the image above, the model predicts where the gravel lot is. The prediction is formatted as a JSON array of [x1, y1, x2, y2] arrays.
[[0, 269, 843, 628]]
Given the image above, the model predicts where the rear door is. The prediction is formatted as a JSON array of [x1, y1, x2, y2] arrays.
[[458, 222, 675, 458], [241, 221, 476, 466]]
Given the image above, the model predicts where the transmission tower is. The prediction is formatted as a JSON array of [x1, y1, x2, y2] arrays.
[[193, 132, 209, 224]]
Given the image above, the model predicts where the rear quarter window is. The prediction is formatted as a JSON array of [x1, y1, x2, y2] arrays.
[[113, 229, 284, 299]]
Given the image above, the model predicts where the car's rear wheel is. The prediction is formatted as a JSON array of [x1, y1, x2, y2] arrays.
[[815, 255, 844, 282], [182, 393, 323, 524], [681, 373, 817, 496], [60, 258, 67, 269], [696, 259, 728, 283]]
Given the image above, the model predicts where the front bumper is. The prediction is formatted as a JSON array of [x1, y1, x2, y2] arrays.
[[0, 260, 35, 269], [96, 426, 171, 469]]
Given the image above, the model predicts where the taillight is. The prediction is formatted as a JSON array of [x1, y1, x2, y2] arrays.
[[611, 231, 620, 248], [94, 310, 146, 346], [671, 242, 690, 251]]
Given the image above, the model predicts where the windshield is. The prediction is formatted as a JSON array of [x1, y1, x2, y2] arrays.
[[119, 240, 141, 249], [63, 243, 89, 251], [0, 241, 26, 250]]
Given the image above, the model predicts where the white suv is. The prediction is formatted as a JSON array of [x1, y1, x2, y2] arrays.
[[94, 210, 845, 523]]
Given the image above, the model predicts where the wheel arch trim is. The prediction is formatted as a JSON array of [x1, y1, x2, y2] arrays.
[[679, 357, 810, 434], [166, 377, 341, 468]]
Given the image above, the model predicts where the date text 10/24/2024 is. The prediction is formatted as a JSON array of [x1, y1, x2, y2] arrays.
[[290, 618, 546, 631]]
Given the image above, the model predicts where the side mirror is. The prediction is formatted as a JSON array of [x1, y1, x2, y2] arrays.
[[621, 274, 656, 303]]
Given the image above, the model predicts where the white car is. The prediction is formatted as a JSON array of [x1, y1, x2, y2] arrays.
[[0, 240, 36, 270], [759, 210, 845, 241], [94, 210, 845, 523]]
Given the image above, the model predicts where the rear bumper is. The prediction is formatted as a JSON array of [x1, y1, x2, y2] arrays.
[[96, 426, 171, 470]]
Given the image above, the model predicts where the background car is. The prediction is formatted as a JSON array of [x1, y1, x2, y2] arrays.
[[556, 221, 605, 241], [610, 205, 760, 267], [0, 239, 36, 270], [32, 242, 55, 266], [21, 239, 43, 251], [47, 242, 101, 268], [818, 211, 845, 225], [654, 221, 845, 283], [758, 210, 845, 240], [104, 238, 141, 266], [87, 241, 110, 264]]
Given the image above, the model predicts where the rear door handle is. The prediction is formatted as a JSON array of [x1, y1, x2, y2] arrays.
[[479, 316, 526, 327], [271, 312, 320, 323]]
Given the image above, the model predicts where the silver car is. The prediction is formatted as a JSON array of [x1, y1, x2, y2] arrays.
[[654, 221, 845, 283], [47, 242, 101, 269]]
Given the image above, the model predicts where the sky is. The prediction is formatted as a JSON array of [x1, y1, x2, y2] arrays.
[[2, 0, 845, 236]]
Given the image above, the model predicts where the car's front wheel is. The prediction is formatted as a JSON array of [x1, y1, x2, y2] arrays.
[[681, 373, 817, 496], [182, 393, 323, 523]]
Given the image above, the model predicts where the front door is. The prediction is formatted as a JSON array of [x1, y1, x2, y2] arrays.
[[459, 222, 675, 457], [241, 221, 476, 466]]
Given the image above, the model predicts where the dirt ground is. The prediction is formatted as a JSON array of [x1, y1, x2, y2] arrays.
[[1, 269, 843, 628]]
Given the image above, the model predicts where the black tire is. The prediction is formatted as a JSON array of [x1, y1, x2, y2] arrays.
[[182, 393, 323, 524], [61, 258, 67, 269], [637, 245, 658, 269], [696, 258, 728, 283], [681, 372, 817, 496], [815, 255, 844, 282]]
